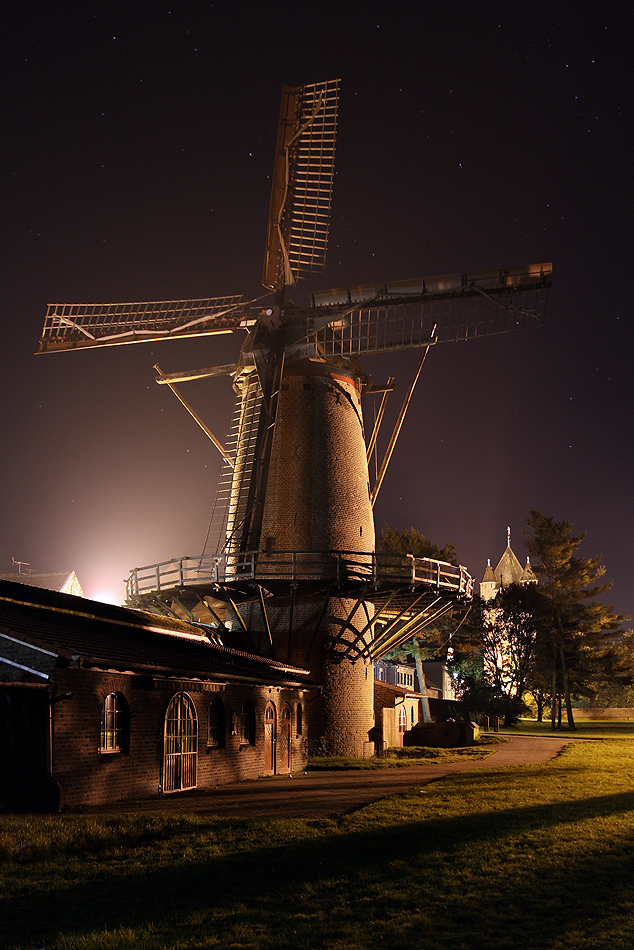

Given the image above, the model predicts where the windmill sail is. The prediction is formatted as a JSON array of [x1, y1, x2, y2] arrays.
[[306, 263, 552, 357], [38, 295, 251, 353], [262, 79, 340, 293]]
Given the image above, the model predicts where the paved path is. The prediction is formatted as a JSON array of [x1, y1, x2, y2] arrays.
[[105, 735, 575, 819]]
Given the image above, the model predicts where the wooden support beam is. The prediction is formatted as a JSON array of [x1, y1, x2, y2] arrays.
[[366, 376, 394, 464], [154, 363, 234, 467], [154, 363, 238, 385], [370, 337, 435, 507], [257, 585, 276, 659]]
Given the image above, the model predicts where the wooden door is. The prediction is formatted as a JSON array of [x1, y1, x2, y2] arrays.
[[279, 704, 291, 772]]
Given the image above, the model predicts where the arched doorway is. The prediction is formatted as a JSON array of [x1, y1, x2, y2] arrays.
[[279, 704, 292, 772], [163, 692, 197, 792], [264, 702, 276, 773], [398, 704, 407, 747]]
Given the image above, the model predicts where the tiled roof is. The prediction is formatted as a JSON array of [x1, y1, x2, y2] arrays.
[[374, 680, 411, 707], [0, 572, 79, 593], [521, 558, 538, 584], [481, 560, 496, 584], [0, 580, 312, 687], [493, 545, 525, 588]]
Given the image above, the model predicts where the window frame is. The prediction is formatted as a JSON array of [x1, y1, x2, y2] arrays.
[[240, 700, 256, 746], [100, 691, 129, 754]]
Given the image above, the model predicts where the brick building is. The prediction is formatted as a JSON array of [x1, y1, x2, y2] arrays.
[[0, 579, 311, 810]]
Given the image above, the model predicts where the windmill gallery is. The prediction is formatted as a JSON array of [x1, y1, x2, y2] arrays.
[[0, 81, 551, 809]]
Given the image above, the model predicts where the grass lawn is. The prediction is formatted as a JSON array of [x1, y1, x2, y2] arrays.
[[307, 738, 502, 770], [3, 739, 634, 949]]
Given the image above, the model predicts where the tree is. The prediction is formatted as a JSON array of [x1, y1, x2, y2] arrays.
[[449, 594, 538, 725], [572, 629, 634, 709], [377, 524, 457, 565], [524, 510, 627, 731], [481, 583, 546, 706]]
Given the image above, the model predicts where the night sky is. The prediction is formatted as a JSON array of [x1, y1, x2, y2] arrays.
[[2, 2, 632, 621]]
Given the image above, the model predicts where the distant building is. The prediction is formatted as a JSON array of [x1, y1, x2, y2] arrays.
[[372, 658, 458, 748], [0, 571, 84, 597], [479, 527, 538, 601], [373, 658, 454, 700], [478, 527, 539, 697]]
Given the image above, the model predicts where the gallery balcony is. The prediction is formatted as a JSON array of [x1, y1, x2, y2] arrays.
[[126, 550, 474, 602]]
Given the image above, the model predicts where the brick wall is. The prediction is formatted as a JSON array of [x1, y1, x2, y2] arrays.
[[50, 669, 307, 808], [570, 707, 634, 720], [240, 589, 375, 757], [261, 365, 375, 555]]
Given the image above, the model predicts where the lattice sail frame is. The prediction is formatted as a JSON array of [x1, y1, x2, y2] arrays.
[[262, 79, 339, 291], [304, 263, 551, 356], [38, 296, 250, 353]]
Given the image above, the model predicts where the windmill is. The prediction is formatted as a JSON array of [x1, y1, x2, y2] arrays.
[[38, 80, 552, 754]]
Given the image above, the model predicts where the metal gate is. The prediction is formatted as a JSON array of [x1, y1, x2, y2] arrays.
[[163, 692, 198, 792], [279, 704, 291, 772], [264, 702, 276, 773]]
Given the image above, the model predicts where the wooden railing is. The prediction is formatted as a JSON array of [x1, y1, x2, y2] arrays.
[[126, 551, 474, 601]]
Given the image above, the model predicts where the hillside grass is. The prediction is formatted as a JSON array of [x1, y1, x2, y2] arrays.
[[3, 739, 634, 949]]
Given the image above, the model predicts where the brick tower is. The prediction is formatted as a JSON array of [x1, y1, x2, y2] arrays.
[[232, 358, 376, 754]]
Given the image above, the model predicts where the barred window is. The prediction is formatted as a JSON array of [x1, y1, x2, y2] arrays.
[[100, 692, 129, 753], [208, 697, 226, 747]]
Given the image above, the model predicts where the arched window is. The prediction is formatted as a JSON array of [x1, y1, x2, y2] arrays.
[[240, 700, 255, 745], [100, 692, 129, 753], [208, 697, 226, 747], [163, 692, 197, 792], [296, 702, 303, 736]]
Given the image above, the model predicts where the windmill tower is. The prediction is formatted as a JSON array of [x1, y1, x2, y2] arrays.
[[38, 80, 552, 755]]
